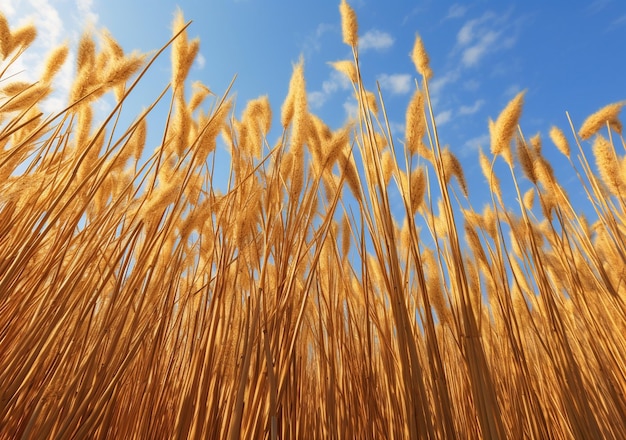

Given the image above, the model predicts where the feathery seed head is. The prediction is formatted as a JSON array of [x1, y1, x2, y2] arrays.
[[1, 81, 32, 96], [1, 84, 50, 113], [330, 60, 358, 83], [381, 150, 394, 187], [339, 0, 359, 47], [77, 32, 96, 71], [341, 214, 351, 258], [363, 90, 379, 115], [281, 58, 305, 128], [322, 123, 351, 169], [0, 14, 10, 58], [578, 101, 624, 140], [189, 81, 213, 112], [523, 188, 535, 211], [131, 117, 148, 163], [411, 34, 433, 80], [593, 134, 624, 196], [516, 137, 537, 184], [530, 133, 542, 155], [101, 29, 124, 59], [549, 126, 570, 158], [442, 147, 468, 197], [340, 150, 361, 201], [479, 147, 502, 203], [171, 10, 192, 92], [405, 89, 427, 156], [490, 91, 525, 165], [409, 166, 426, 215], [8, 23, 37, 53], [534, 156, 556, 192], [104, 53, 145, 99], [42, 44, 69, 84]]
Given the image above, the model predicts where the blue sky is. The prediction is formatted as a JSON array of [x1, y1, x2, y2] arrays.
[[4, 0, 626, 209]]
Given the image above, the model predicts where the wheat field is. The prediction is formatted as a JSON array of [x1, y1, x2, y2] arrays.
[[1, 2, 625, 438]]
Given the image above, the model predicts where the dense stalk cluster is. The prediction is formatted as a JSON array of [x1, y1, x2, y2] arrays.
[[1, 4, 625, 439]]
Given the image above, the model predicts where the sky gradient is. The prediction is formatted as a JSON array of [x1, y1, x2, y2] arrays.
[[4, 0, 626, 207]]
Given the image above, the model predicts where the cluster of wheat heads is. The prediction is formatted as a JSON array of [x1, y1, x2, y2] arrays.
[[1, 2, 626, 438]]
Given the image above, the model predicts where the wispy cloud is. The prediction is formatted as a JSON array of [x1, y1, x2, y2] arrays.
[[463, 79, 480, 91], [4, 0, 100, 114], [388, 121, 405, 137], [302, 22, 335, 56], [446, 4, 468, 20], [456, 12, 495, 46], [609, 14, 626, 30], [308, 70, 352, 109], [462, 31, 499, 67], [195, 53, 206, 70], [427, 70, 460, 108], [358, 29, 394, 52], [504, 84, 522, 97], [343, 98, 358, 120], [3, 0, 17, 16], [429, 71, 458, 95], [435, 110, 453, 126], [455, 10, 519, 68], [587, 0, 612, 14], [377, 73, 412, 95], [308, 91, 327, 109], [464, 133, 490, 154], [459, 99, 485, 115], [74, 0, 98, 26]]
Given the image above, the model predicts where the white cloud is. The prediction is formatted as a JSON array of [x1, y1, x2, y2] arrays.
[[4, 0, 18, 17], [463, 79, 480, 91], [74, 0, 99, 27], [308, 91, 327, 108], [588, 0, 611, 13], [610, 14, 626, 29], [302, 22, 334, 55], [455, 11, 518, 68], [308, 70, 352, 109], [464, 133, 490, 153], [446, 4, 468, 20], [324, 70, 351, 93], [459, 99, 485, 115], [343, 98, 358, 120], [389, 121, 405, 136], [3, 0, 102, 114], [462, 30, 499, 67], [504, 84, 522, 97], [435, 110, 453, 126], [377, 73, 412, 95], [358, 29, 394, 52], [426, 70, 460, 109], [195, 53, 206, 70]]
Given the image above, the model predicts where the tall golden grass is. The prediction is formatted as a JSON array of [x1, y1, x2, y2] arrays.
[[1, 4, 626, 438]]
